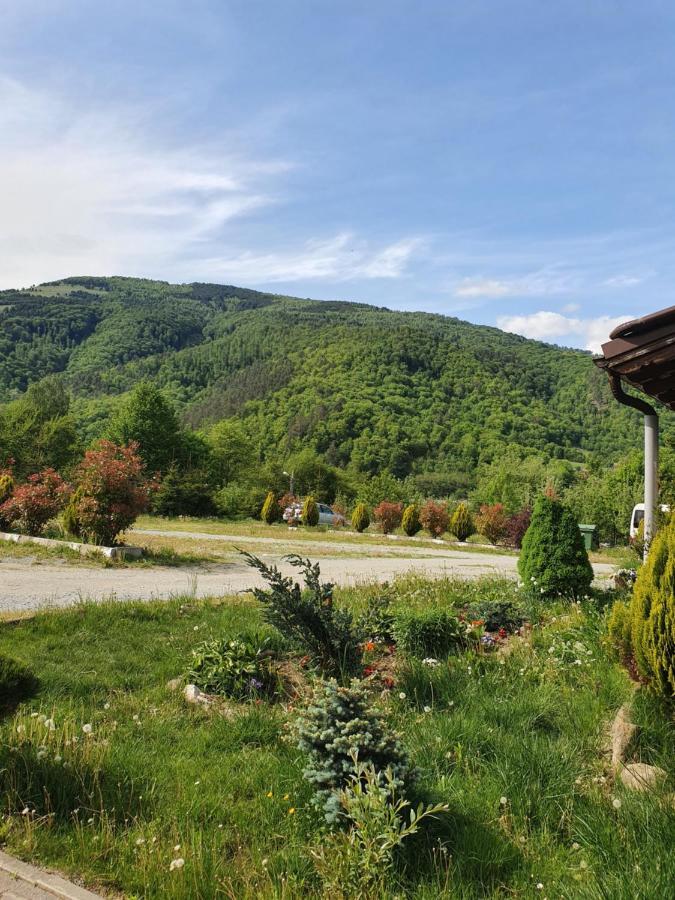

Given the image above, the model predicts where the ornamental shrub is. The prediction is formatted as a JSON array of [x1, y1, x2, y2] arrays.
[[504, 506, 532, 549], [243, 553, 362, 678], [626, 518, 675, 699], [71, 441, 152, 545], [0, 468, 71, 536], [419, 500, 449, 537], [450, 502, 475, 542], [393, 609, 465, 658], [152, 464, 214, 517], [607, 599, 633, 670], [302, 495, 320, 526], [518, 496, 593, 599], [373, 501, 403, 534], [294, 679, 413, 822], [188, 633, 277, 700], [0, 469, 15, 529], [351, 502, 370, 533], [475, 503, 507, 544], [401, 503, 421, 536], [261, 491, 281, 524]]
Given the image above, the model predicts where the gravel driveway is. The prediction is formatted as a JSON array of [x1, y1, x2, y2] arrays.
[[0, 539, 615, 614]]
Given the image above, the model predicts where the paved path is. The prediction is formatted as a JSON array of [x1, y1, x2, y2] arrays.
[[0, 850, 102, 898], [0, 541, 615, 613]]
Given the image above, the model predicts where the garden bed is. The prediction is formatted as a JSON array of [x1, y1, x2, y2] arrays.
[[0, 575, 672, 898]]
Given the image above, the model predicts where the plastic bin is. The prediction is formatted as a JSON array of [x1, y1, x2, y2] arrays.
[[578, 524, 597, 551]]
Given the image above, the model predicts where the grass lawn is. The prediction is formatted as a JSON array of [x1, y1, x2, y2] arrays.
[[0, 537, 220, 569], [0, 575, 671, 898]]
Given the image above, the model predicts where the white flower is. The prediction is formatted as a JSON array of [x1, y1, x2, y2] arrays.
[[423, 706, 431, 713], [54, 755, 62, 764], [194, 780, 200, 785], [193, 625, 199, 631], [398, 692, 406, 700], [44, 718, 56, 731], [82, 723, 93, 735], [448, 700, 454, 707], [169, 857, 185, 872], [16, 724, 25, 734], [37, 748, 47, 759], [422, 657, 440, 667], [173, 844, 181, 852], [612, 798, 622, 809], [572, 842, 580, 851], [135, 837, 145, 846], [499, 796, 508, 806], [30, 712, 38, 718], [104, 703, 110, 710], [21, 807, 30, 816], [38, 714, 46, 724], [536, 884, 543, 891]]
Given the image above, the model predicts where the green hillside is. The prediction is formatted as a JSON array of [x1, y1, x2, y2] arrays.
[[0, 275, 643, 481]]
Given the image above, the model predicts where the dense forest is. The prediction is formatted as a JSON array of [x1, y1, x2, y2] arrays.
[[0, 275, 663, 540]]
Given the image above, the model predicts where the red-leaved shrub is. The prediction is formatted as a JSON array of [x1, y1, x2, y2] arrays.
[[70, 441, 152, 545], [0, 468, 71, 536], [419, 500, 450, 537], [373, 501, 404, 534], [475, 503, 507, 544], [504, 507, 532, 549]]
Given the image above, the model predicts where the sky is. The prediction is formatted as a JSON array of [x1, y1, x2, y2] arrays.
[[1, 1, 674, 350]]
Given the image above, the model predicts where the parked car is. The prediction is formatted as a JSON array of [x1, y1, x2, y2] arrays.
[[630, 503, 670, 539], [318, 502, 346, 526]]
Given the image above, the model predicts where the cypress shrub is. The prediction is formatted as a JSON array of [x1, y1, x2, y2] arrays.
[[261, 491, 281, 524], [628, 519, 675, 699], [302, 495, 320, 527], [401, 503, 421, 536], [518, 496, 593, 599], [0, 472, 13, 506], [351, 502, 370, 533], [450, 502, 475, 542]]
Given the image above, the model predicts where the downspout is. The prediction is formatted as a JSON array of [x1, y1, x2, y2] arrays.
[[607, 373, 659, 558]]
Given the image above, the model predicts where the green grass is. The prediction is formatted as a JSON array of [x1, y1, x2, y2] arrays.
[[0, 577, 671, 898], [0, 537, 219, 569]]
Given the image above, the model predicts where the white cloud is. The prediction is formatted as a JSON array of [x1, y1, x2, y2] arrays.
[[603, 273, 646, 288], [454, 269, 575, 299], [197, 233, 422, 284], [497, 311, 635, 352]]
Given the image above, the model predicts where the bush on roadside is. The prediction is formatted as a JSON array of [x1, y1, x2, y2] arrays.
[[261, 491, 281, 524], [302, 495, 320, 527], [475, 503, 507, 544], [607, 599, 633, 670], [214, 482, 267, 519], [419, 500, 449, 537], [351, 502, 370, 533], [243, 553, 362, 679], [401, 503, 421, 536], [373, 501, 404, 534], [357, 587, 396, 643], [294, 679, 413, 822], [0, 467, 15, 529], [70, 441, 152, 545], [188, 634, 277, 700], [393, 609, 465, 658], [450, 502, 475, 542], [0, 468, 71, 536], [504, 506, 532, 549], [518, 495, 593, 599]]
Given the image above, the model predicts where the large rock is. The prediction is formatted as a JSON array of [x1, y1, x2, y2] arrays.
[[609, 704, 637, 769], [184, 684, 211, 706]]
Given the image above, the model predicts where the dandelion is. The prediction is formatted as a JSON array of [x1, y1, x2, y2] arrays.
[[44, 718, 56, 731], [16, 724, 25, 734], [536, 884, 543, 891], [54, 755, 62, 764], [30, 712, 38, 718], [193, 625, 199, 631], [572, 842, 580, 851], [37, 748, 47, 759], [612, 798, 622, 809], [423, 705, 432, 713], [283, 793, 289, 800], [499, 796, 508, 807], [21, 807, 30, 816], [580, 859, 588, 869], [38, 714, 46, 724], [194, 780, 200, 786], [262, 858, 269, 867], [82, 723, 93, 735], [448, 700, 454, 707], [104, 702, 110, 710], [398, 692, 406, 700], [266, 791, 273, 798], [287, 807, 295, 815], [87, 817, 94, 825], [169, 857, 185, 872], [173, 844, 180, 852], [135, 838, 145, 846]]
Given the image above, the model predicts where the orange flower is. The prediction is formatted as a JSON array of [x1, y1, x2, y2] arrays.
[[364, 641, 376, 652]]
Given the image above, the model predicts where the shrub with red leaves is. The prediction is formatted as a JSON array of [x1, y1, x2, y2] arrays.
[[373, 501, 404, 534], [419, 499, 450, 537], [475, 503, 507, 544], [71, 441, 152, 545], [504, 506, 532, 549], [0, 468, 71, 536]]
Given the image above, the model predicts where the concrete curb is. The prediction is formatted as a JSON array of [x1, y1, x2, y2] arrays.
[[0, 850, 103, 899], [0, 531, 142, 561]]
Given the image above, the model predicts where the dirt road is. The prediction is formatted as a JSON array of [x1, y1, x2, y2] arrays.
[[0, 540, 615, 614]]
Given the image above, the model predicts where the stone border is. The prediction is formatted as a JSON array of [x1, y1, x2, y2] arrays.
[[0, 850, 103, 899], [0, 531, 142, 561]]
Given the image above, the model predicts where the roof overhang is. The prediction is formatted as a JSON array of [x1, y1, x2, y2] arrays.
[[594, 304, 675, 411]]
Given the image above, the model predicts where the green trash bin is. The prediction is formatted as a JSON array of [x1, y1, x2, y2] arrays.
[[578, 524, 597, 551]]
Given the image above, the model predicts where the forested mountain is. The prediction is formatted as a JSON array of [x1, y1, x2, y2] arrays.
[[0, 275, 646, 484]]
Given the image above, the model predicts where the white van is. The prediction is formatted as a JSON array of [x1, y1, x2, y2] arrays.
[[630, 503, 670, 539]]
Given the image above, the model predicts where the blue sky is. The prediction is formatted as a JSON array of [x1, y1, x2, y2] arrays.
[[1, 1, 674, 349]]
